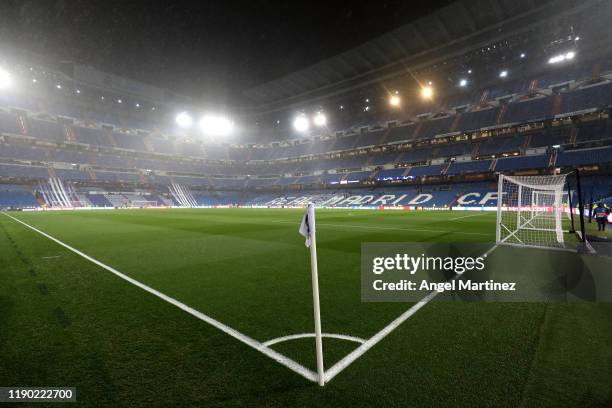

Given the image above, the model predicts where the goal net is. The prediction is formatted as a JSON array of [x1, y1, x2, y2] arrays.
[[496, 173, 572, 250]]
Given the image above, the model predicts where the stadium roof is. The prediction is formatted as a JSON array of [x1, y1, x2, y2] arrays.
[[244, 0, 599, 111]]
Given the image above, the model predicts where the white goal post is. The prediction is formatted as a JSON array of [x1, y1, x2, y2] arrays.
[[496, 173, 572, 250]]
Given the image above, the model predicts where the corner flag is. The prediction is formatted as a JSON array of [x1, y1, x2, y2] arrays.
[[299, 205, 315, 247], [299, 204, 325, 385]]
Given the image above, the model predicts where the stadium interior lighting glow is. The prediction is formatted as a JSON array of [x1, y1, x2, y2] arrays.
[[293, 115, 309, 132], [389, 95, 401, 107], [548, 51, 575, 64], [520, 53, 526, 58], [175, 112, 193, 128], [0, 68, 12, 89], [389, 95, 401, 106], [31, 78, 37, 83], [459, 79, 467, 87], [313, 112, 327, 126], [56, 84, 62, 89], [200, 115, 234, 136], [499, 70, 508, 78], [420, 86, 433, 99]]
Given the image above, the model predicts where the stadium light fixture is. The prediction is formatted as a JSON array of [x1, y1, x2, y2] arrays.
[[499, 70, 508, 78], [0, 68, 12, 89], [548, 51, 575, 64], [200, 114, 234, 136], [421, 86, 433, 99], [175, 112, 193, 128], [467, 69, 472, 74], [459, 79, 467, 87], [313, 112, 327, 127], [56, 84, 62, 89], [520, 53, 526, 58], [389, 95, 401, 107], [293, 114, 309, 132], [31, 78, 37, 83], [75, 89, 81, 94]]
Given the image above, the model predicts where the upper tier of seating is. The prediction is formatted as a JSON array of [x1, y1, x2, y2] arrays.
[[1, 68, 612, 163]]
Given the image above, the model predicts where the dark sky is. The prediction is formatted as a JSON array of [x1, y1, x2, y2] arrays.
[[0, 0, 452, 103]]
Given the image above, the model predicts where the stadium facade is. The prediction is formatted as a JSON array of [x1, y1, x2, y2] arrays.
[[0, 0, 611, 211]]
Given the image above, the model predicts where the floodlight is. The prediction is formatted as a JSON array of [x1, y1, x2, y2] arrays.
[[459, 79, 467, 87], [520, 53, 526, 58], [293, 115, 309, 132], [389, 95, 401, 107], [421, 86, 433, 99], [313, 112, 327, 126], [56, 84, 62, 89], [0, 68, 12, 89], [499, 70, 508, 78], [31, 78, 37, 83], [200, 115, 234, 136], [175, 112, 193, 128], [549, 51, 576, 64]]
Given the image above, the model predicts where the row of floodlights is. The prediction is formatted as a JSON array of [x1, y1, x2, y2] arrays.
[[175, 112, 234, 136], [293, 112, 327, 132]]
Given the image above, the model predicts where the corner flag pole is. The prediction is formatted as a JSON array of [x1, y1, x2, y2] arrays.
[[304, 203, 325, 385]]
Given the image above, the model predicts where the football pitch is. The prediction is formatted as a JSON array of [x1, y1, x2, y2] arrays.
[[0, 208, 610, 407]]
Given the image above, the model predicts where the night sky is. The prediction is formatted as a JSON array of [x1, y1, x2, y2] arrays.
[[0, 0, 452, 103]]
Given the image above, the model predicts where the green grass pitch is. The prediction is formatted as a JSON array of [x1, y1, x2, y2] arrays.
[[0, 208, 610, 406]]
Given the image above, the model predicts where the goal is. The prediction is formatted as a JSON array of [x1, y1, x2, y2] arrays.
[[496, 173, 579, 250]]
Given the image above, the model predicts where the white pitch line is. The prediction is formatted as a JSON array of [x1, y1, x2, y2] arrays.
[[1, 212, 318, 383], [271, 220, 492, 236], [449, 212, 489, 221], [263, 332, 366, 347], [324, 243, 499, 383]]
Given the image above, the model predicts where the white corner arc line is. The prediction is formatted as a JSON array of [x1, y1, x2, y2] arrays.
[[1, 212, 318, 383], [263, 333, 366, 347]]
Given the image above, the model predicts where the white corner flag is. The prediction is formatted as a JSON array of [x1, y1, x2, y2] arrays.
[[299, 204, 325, 386]]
